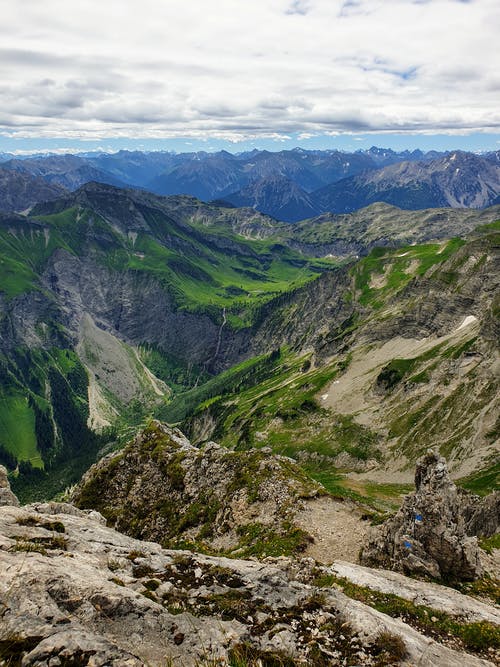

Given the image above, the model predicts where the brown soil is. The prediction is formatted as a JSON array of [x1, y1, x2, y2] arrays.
[[295, 496, 370, 564]]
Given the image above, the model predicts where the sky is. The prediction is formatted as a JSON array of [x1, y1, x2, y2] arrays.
[[1, 0, 499, 154]]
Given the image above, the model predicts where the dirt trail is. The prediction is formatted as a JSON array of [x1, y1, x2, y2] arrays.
[[295, 496, 370, 564]]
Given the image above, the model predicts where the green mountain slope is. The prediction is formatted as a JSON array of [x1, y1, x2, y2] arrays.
[[0, 182, 497, 502], [167, 222, 499, 492], [0, 185, 336, 498]]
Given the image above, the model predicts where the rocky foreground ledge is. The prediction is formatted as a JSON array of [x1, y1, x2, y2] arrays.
[[0, 468, 498, 666]]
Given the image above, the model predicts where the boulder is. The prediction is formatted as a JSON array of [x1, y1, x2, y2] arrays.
[[360, 451, 493, 581]]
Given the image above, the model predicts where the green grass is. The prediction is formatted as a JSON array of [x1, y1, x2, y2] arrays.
[[479, 533, 500, 555], [0, 345, 106, 501], [177, 349, 381, 466], [300, 469, 410, 512], [264, 412, 379, 463], [315, 575, 500, 655], [458, 461, 500, 496], [352, 238, 466, 307], [303, 468, 366, 502], [204, 354, 342, 447], [0, 253, 37, 297], [233, 522, 312, 558], [474, 219, 500, 234], [458, 576, 500, 606], [0, 392, 41, 467], [159, 350, 284, 424]]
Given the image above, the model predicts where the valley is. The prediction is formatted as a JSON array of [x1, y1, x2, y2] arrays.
[[0, 176, 496, 509], [2, 1, 499, 663]]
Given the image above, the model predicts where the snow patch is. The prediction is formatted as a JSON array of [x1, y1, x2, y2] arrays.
[[456, 315, 478, 331]]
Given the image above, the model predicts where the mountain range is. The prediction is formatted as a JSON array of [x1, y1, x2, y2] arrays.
[[0, 179, 497, 506], [0, 166, 66, 213], [315, 151, 500, 213], [2, 147, 499, 221]]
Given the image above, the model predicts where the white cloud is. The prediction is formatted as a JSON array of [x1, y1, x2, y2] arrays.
[[0, 0, 498, 140]]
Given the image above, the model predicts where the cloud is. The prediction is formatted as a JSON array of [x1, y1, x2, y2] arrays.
[[286, 0, 312, 15], [0, 0, 498, 141]]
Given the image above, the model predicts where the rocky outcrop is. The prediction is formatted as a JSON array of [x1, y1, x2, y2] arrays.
[[329, 561, 500, 625], [0, 465, 19, 507], [1, 500, 496, 666], [462, 490, 500, 539], [73, 421, 322, 556], [360, 452, 498, 581]]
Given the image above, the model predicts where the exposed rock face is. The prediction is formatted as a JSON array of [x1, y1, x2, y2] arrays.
[[315, 152, 500, 213], [360, 452, 498, 581], [0, 465, 19, 507], [462, 490, 500, 539], [0, 500, 496, 666], [73, 421, 321, 556], [0, 167, 66, 212], [329, 561, 500, 625]]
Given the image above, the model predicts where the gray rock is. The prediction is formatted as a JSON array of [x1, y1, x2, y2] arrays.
[[462, 490, 500, 538], [1, 502, 495, 666], [360, 451, 496, 581], [329, 561, 500, 625], [21, 630, 143, 666], [0, 464, 19, 507]]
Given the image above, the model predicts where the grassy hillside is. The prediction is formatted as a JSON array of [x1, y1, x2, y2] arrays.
[[0, 191, 337, 497], [352, 238, 466, 307], [0, 347, 101, 502], [30, 190, 337, 327], [0, 392, 39, 466]]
